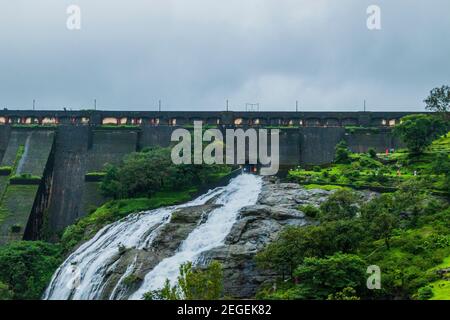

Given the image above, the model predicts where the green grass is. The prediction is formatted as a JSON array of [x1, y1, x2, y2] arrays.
[[434, 256, 450, 270], [12, 146, 25, 175], [429, 280, 450, 300], [430, 132, 450, 153], [9, 174, 41, 181], [304, 184, 349, 191], [60, 189, 197, 252]]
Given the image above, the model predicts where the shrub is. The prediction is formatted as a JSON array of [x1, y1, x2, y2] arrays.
[[144, 261, 223, 300], [416, 286, 434, 300], [299, 205, 320, 219], [334, 140, 351, 164], [367, 148, 377, 159], [0, 241, 62, 299]]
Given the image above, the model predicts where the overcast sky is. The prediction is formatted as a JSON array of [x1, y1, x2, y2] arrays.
[[0, 0, 449, 112]]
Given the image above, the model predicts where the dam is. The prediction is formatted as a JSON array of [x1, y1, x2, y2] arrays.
[[0, 110, 416, 244]]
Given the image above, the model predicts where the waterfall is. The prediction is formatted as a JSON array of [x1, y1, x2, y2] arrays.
[[43, 174, 262, 300], [129, 174, 262, 299]]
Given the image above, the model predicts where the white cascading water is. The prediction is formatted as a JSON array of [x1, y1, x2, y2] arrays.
[[43, 174, 262, 300]]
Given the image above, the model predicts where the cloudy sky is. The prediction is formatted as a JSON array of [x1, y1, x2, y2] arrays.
[[1, 0, 449, 111]]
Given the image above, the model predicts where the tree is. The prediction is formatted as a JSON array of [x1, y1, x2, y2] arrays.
[[256, 219, 366, 279], [334, 140, 351, 164], [319, 189, 360, 221], [292, 253, 367, 299], [393, 114, 447, 154], [424, 85, 450, 119], [0, 241, 62, 299], [367, 148, 377, 159], [144, 261, 223, 300], [0, 282, 13, 300], [100, 147, 230, 199]]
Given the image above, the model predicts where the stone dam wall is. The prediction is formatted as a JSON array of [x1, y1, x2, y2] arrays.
[[0, 124, 403, 243]]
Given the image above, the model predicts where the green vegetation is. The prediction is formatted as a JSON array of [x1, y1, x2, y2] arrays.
[[0, 166, 12, 175], [345, 126, 380, 134], [0, 185, 39, 226], [12, 145, 25, 174], [393, 114, 447, 154], [425, 85, 450, 120], [256, 184, 450, 300], [0, 241, 62, 299], [100, 147, 231, 199], [0, 281, 13, 300], [144, 261, 223, 300], [10, 173, 41, 182], [85, 172, 107, 177], [288, 131, 450, 194]]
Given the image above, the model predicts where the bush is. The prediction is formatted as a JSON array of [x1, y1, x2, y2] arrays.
[[416, 286, 434, 300], [367, 148, 377, 159], [319, 189, 360, 221], [144, 261, 223, 300], [0, 282, 13, 300], [334, 140, 351, 164], [100, 147, 230, 199], [298, 205, 320, 219], [0, 241, 62, 299]]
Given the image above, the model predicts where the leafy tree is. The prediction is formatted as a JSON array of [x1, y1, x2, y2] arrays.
[[393, 114, 447, 154], [100, 164, 124, 199], [144, 261, 223, 300], [256, 220, 366, 278], [367, 148, 377, 159], [0, 282, 13, 300], [292, 253, 367, 300], [0, 241, 62, 299], [101, 147, 229, 199], [255, 226, 329, 279], [319, 189, 360, 221], [416, 286, 434, 300], [334, 140, 351, 164], [424, 85, 450, 119]]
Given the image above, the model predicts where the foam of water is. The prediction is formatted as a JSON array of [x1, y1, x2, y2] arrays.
[[43, 174, 262, 300]]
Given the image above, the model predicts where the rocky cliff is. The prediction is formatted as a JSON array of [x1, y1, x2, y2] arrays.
[[199, 178, 337, 298]]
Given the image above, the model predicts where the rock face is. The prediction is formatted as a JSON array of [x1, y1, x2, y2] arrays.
[[198, 179, 338, 298]]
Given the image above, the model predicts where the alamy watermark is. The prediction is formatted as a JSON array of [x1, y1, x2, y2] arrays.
[[66, 5, 81, 30], [170, 121, 280, 176], [367, 265, 381, 290], [367, 5, 382, 30]]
